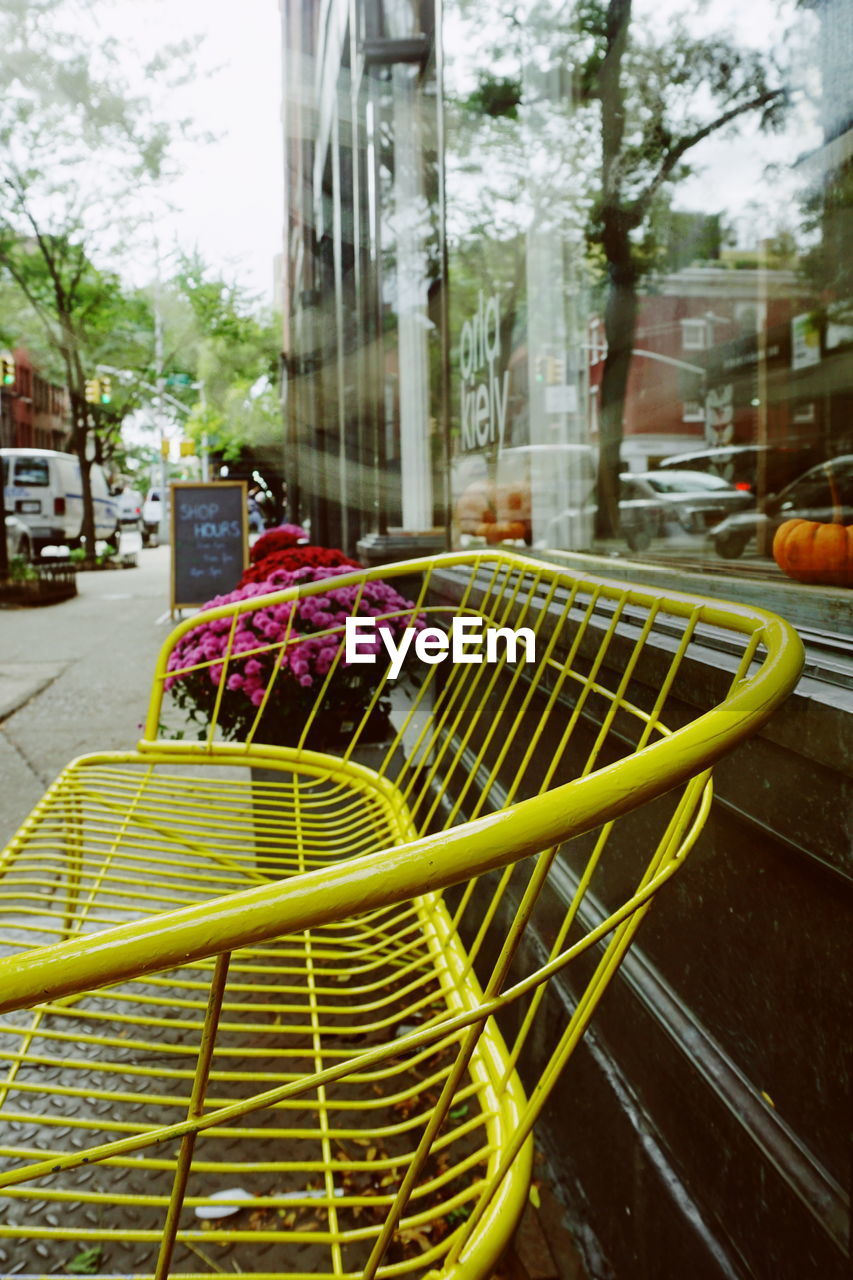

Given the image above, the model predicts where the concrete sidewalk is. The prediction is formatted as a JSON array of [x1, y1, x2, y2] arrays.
[[0, 544, 176, 846]]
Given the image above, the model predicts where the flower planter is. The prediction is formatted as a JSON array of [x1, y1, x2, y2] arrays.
[[0, 564, 77, 607]]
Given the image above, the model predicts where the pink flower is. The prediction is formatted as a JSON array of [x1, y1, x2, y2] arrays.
[[166, 557, 423, 740]]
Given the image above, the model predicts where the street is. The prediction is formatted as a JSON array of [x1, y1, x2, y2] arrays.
[[0, 544, 176, 846]]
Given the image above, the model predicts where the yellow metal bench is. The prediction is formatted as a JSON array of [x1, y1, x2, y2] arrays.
[[0, 551, 802, 1279]]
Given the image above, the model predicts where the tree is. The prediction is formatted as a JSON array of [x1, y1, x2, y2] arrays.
[[166, 252, 282, 463], [0, 0, 200, 557], [0, 228, 154, 553], [452, 0, 791, 535], [581, 0, 789, 534]]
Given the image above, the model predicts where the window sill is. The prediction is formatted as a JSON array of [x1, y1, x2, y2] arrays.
[[528, 546, 853, 677]]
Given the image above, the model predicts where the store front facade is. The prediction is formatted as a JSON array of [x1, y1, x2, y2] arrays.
[[280, 2, 850, 1276], [282, 0, 852, 591]]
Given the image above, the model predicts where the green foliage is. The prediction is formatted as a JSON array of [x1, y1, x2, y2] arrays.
[[465, 74, 522, 120], [162, 252, 282, 459], [0, 2, 201, 177], [447, 0, 794, 536], [174, 249, 269, 347], [8, 554, 37, 584], [0, 232, 158, 468], [450, 0, 790, 282]]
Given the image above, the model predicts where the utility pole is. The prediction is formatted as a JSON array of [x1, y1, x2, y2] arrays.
[[0, 350, 15, 579], [154, 290, 169, 544], [200, 383, 209, 481]]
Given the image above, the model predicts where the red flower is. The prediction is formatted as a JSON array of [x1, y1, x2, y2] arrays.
[[241, 545, 360, 586], [249, 523, 309, 563]]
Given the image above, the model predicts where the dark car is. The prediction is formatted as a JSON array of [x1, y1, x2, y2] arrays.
[[619, 470, 752, 551], [658, 443, 820, 496], [709, 455, 853, 559]]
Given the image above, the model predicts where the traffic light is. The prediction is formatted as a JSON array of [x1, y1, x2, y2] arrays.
[[99, 377, 112, 404], [179, 439, 195, 457], [84, 378, 100, 404], [1, 357, 14, 387]]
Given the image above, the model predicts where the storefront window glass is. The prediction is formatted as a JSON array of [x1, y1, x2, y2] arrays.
[[444, 0, 852, 607]]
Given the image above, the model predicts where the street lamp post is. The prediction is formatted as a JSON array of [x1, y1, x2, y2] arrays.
[[154, 304, 169, 544]]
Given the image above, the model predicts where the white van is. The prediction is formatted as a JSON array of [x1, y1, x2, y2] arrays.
[[1, 448, 119, 555]]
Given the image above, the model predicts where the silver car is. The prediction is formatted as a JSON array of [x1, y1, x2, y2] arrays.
[[620, 470, 752, 551], [5, 513, 32, 562]]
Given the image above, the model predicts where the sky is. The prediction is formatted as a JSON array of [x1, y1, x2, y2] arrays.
[[101, 0, 283, 303], [67, 0, 818, 301], [98, 0, 812, 300]]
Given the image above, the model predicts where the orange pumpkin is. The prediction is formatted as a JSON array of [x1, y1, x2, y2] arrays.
[[772, 518, 853, 587], [481, 519, 528, 544]]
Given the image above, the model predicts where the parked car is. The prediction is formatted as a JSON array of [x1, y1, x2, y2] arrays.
[[4, 513, 33, 562], [1, 448, 118, 556], [658, 443, 820, 496], [618, 474, 667, 550], [619, 470, 753, 551], [141, 488, 168, 545], [709, 455, 853, 559], [115, 484, 144, 531]]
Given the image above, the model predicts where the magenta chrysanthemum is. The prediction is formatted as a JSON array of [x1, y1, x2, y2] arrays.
[[165, 562, 426, 747]]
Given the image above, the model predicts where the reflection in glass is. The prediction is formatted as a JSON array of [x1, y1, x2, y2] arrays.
[[444, 0, 851, 585]]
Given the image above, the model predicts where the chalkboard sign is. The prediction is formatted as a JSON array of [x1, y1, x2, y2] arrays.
[[170, 481, 248, 611]]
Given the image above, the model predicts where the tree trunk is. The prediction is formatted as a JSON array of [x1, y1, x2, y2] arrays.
[[596, 242, 639, 538], [68, 391, 97, 559], [63, 335, 98, 560], [0, 458, 9, 581], [595, 0, 636, 540], [78, 443, 96, 557]]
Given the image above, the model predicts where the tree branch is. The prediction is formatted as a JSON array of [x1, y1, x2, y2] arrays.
[[634, 86, 786, 222], [3, 169, 70, 313], [0, 254, 63, 351]]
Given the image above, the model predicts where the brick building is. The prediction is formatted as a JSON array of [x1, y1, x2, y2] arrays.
[[0, 348, 70, 452]]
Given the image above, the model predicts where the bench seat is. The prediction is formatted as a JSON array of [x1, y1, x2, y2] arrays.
[[0, 551, 803, 1279]]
